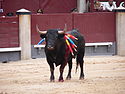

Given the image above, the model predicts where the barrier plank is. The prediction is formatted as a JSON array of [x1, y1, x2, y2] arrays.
[[31, 14, 73, 45], [0, 17, 19, 48], [73, 12, 116, 43]]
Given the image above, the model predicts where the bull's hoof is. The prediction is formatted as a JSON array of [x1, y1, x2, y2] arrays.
[[66, 76, 71, 80], [79, 77, 84, 80], [79, 75, 84, 80], [58, 79, 64, 82], [50, 79, 55, 82], [50, 75, 55, 82], [58, 77, 64, 82]]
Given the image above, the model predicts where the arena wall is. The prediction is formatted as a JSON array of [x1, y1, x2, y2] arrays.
[[0, 12, 116, 62]]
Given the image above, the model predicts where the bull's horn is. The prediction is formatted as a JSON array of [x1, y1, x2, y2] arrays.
[[63, 24, 67, 32], [36, 25, 47, 34], [58, 24, 67, 34], [58, 30, 65, 34]]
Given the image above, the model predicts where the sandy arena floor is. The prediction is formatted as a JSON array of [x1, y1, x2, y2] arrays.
[[0, 56, 125, 94]]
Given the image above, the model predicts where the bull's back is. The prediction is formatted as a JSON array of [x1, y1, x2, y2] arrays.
[[67, 29, 85, 58], [66, 29, 85, 47]]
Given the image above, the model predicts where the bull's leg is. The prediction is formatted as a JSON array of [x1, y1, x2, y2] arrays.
[[50, 68, 55, 82], [79, 60, 84, 80], [48, 63, 55, 82], [66, 59, 72, 80], [77, 54, 84, 80], [59, 62, 67, 82]]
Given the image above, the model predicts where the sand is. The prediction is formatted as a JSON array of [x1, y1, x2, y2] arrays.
[[0, 56, 125, 94]]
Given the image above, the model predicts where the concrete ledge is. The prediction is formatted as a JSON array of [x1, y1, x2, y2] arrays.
[[85, 42, 113, 47], [34, 45, 45, 48], [33, 42, 113, 48], [0, 47, 21, 52], [32, 42, 115, 57]]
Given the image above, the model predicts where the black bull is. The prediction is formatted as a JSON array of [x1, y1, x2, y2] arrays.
[[38, 28, 85, 82]]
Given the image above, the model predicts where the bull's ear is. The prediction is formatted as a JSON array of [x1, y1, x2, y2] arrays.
[[58, 33, 65, 39], [40, 34, 46, 38]]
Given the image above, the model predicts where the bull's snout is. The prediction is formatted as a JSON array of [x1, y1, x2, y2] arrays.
[[47, 45, 54, 50]]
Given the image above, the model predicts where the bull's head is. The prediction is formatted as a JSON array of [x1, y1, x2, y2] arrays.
[[36, 25, 67, 50]]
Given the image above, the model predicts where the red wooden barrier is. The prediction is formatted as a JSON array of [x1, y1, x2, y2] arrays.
[[0, 12, 116, 48], [32, 12, 116, 44], [73, 12, 116, 43], [31, 14, 73, 45], [0, 17, 19, 48]]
